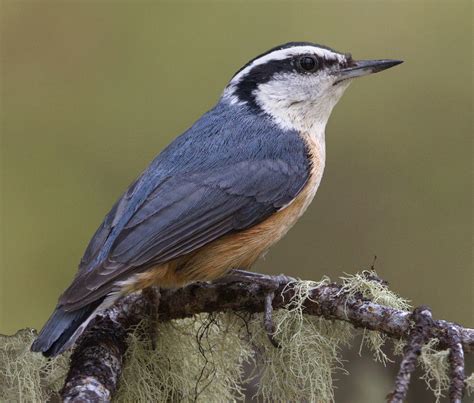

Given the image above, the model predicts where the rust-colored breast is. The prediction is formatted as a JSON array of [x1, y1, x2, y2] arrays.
[[123, 132, 325, 292]]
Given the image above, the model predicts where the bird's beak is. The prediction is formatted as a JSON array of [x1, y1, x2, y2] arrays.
[[335, 59, 403, 84]]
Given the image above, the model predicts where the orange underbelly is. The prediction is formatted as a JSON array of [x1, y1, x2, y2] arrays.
[[125, 179, 320, 291], [124, 201, 305, 291]]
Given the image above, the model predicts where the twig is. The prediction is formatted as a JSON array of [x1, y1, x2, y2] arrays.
[[60, 270, 474, 402], [387, 306, 433, 403], [447, 326, 465, 403]]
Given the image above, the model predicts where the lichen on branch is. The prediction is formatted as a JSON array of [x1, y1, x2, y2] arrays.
[[1, 270, 472, 402]]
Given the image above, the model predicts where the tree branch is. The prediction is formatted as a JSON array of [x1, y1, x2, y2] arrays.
[[60, 271, 473, 402], [387, 306, 434, 403]]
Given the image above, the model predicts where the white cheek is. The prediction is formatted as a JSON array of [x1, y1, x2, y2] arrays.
[[253, 73, 351, 138]]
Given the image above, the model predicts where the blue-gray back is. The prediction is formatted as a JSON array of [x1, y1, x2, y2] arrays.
[[61, 100, 310, 309]]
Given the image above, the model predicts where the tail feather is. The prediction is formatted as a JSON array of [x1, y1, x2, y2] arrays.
[[31, 298, 104, 357]]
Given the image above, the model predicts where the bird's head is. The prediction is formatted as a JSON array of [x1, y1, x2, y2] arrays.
[[223, 42, 402, 134]]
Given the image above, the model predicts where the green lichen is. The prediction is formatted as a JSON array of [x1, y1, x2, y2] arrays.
[[393, 329, 467, 401], [114, 279, 355, 402], [418, 339, 451, 401], [0, 272, 470, 402], [340, 271, 411, 364], [0, 329, 68, 402], [246, 279, 353, 402], [466, 373, 474, 396], [116, 313, 253, 402]]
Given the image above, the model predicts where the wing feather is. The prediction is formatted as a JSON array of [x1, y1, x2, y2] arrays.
[[60, 158, 308, 310]]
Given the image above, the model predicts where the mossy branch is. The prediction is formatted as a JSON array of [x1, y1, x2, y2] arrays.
[[2, 270, 472, 402], [56, 270, 474, 402]]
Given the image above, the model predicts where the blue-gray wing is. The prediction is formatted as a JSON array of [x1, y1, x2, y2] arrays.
[[60, 158, 308, 309]]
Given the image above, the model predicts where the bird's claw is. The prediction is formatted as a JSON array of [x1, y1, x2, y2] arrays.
[[218, 269, 287, 348]]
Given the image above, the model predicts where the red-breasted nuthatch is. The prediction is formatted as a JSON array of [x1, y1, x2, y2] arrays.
[[32, 42, 402, 356]]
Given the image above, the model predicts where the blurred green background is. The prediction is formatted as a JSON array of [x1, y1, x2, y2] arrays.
[[0, 1, 472, 401]]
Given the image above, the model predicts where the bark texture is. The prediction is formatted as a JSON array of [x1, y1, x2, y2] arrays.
[[60, 271, 473, 402]]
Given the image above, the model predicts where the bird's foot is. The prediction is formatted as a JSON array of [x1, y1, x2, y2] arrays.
[[142, 286, 161, 350], [218, 269, 297, 347]]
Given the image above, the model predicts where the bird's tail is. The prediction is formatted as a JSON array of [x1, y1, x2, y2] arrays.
[[31, 297, 105, 357]]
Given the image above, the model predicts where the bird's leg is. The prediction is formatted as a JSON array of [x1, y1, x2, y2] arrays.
[[264, 291, 280, 348], [216, 269, 297, 347], [142, 286, 161, 350]]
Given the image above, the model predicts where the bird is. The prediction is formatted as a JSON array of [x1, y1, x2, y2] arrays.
[[31, 42, 402, 356]]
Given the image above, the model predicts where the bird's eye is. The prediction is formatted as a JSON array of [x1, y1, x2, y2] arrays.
[[299, 56, 318, 72]]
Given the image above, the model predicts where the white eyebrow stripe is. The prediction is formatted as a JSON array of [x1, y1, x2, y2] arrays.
[[230, 46, 345, 84]]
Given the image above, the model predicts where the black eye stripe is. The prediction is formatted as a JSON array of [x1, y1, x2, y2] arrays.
[[233, 57, 296, 111], [231, 41, 343, 79], [232, 54, 344, 111]]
